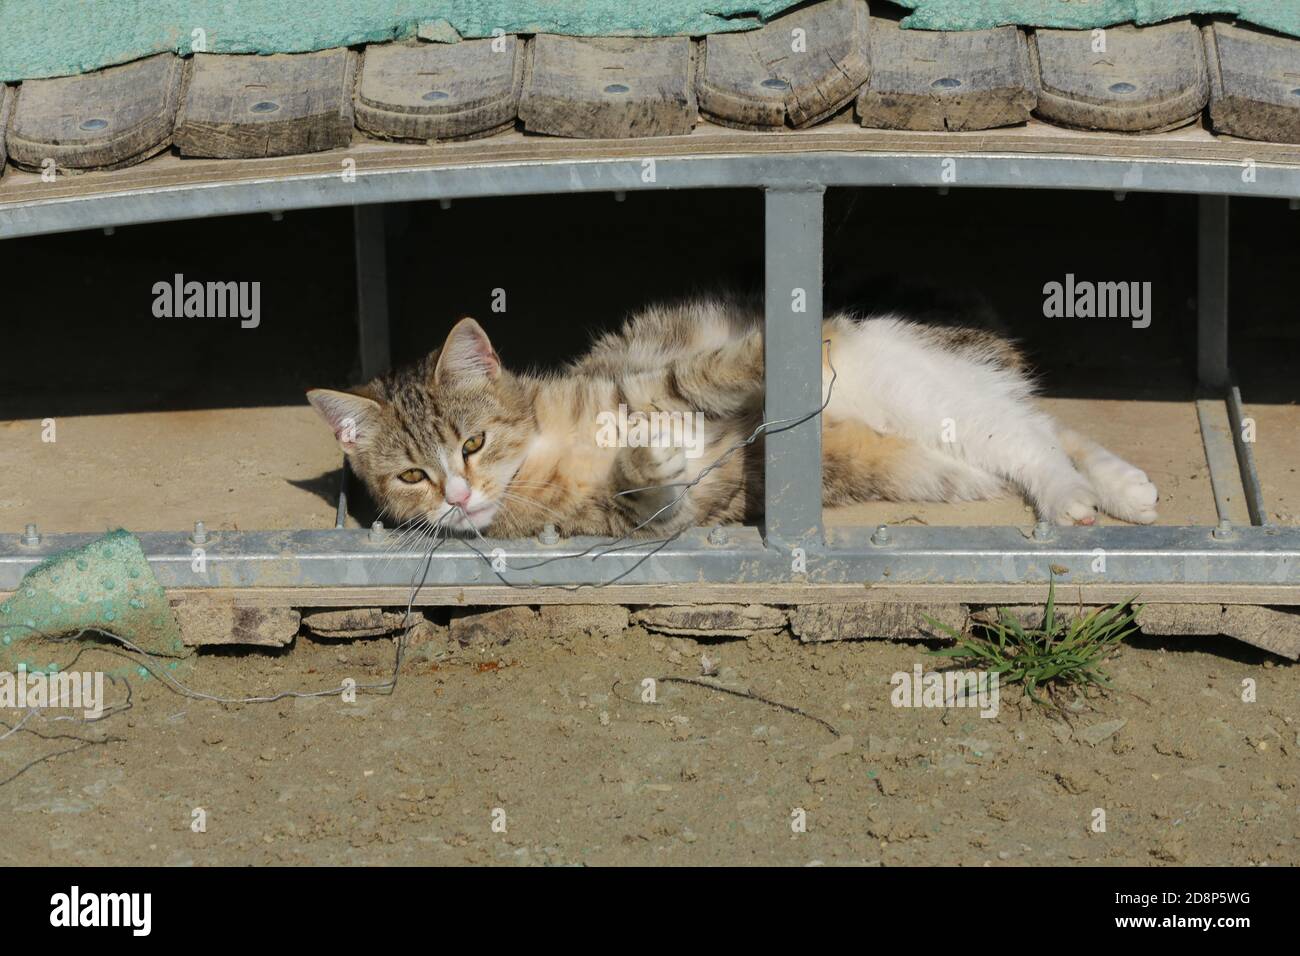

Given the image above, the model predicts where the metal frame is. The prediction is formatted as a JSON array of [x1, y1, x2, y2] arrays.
[[1, 148, 1291, 598], [2, 525, 1296, 591], [5, 150, 1300, 241]]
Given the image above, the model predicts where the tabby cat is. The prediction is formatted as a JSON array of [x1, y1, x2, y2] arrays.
[[307, 295, 1159, 538]]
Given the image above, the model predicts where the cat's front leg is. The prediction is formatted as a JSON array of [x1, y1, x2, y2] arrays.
[[611, 411, 690, 530]]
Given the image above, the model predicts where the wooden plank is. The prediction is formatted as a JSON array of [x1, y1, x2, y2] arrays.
[[173, 50, 357, 158], [1206, 21, 1300, 144], [856, 19, 1037, 131], [8, 121, 1300, 215], [151, 582, 1300, 610], [1032, 22, 1209, 133], [698, 0, 870, 130], [519, 35, 697, 138], [6, 53, 182, 172], [355, 38, 523, 142]]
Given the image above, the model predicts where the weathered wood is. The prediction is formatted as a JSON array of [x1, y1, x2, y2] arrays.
[[154, 582, 1300, 610], [0, 84, 13, 178], [6, 53, 182, 172], [1139, 603, 1300, 660], [173, 50, 357, 158], [698, 0, 870, 130], [1032, 22, 1209, 133], [174, 603, 300, 648], [632, 604, 789, 637], [790, 602, 968, 642], [355, 38, 523, 142], [1206, 21, 1300, 144], [519, 35, 697, 138], [856, 19, 1037, 131]]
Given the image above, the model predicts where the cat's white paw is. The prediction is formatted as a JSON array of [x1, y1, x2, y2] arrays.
[[1045, 483, 1101, 526], [1105, 465, 1159, 524]]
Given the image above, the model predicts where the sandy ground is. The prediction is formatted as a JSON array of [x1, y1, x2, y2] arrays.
[[1, 621, 1294, 866]]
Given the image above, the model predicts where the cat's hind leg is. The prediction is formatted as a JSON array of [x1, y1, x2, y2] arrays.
[[1058, 427, 1159, 524], [822, 418, 1007, 506]]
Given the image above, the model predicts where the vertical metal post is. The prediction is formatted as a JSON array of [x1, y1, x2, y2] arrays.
[[763, 186, 825, 551], [1197, 195, 1230, 390], [340, 204, 394, 527], [353, 204, 392, 380]]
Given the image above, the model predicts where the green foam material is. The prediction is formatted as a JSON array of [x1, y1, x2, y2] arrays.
[[0, 530, 190, 679], [897, 1, 1300, 37], [0, 1, 801, 82]]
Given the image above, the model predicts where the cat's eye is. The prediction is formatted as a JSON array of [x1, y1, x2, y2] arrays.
[[397, 468, 428, 484], [462, 433, 485, 457]]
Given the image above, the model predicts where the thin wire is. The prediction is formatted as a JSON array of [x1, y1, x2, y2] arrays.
[[0, 514, 453, 787]]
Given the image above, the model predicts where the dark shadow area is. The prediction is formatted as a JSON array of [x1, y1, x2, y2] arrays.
[[2, 186, 1296, 420], [1126, 630, 1288, 666]]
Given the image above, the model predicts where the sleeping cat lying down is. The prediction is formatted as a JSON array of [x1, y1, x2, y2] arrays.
[[307, 295, 1159, 539]]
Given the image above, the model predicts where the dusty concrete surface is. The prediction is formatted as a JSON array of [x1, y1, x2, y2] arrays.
[[0, 408, 343, 533], [1245, 402, 1300, 526], [1, 624, 1294, 866]]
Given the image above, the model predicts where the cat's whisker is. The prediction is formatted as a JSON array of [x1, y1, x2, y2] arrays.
[[497, 491, 568, 522]]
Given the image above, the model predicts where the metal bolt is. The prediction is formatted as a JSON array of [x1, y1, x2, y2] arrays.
[[613, 191, 627, 203], [1291, 198, 1300, 211], [539, 523, 560, 545], [1113, 191, 1127, 202], [707, 527, 728, 546], [871, 525, 890, 545], [369, 520, 386, 543], [269, 210, 284, 222], [1212, 519, 1233, 540], [439, 198, 452, 210], [102, 226, 115, 236], [936, 186, 950, 197], [1032, 521, 1053, 541], [190, 521, 208, 545], [20, 523, 40, 547]]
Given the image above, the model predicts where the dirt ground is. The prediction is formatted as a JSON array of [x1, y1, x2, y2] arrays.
[[1, 620, 1295, 866]]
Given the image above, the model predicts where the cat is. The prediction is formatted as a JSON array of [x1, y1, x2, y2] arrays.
[[307, 294, 1159, 539]]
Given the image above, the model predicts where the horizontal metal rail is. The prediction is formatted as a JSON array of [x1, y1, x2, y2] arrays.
[[3, 150, 1300, 240], [1, 526, 1296, 592]]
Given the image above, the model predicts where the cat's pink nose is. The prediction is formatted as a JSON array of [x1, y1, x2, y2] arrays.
[[445, 478, 471, 507]]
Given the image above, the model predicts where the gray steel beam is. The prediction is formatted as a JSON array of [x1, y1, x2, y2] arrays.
[[1226, 385, 1270, 526], [763, 186, 824, 550], [7, 153, 1300, 241], [2, 526, 1297, 591], [1195, 397, 1247, 528], [1197, 195, 1230, 390]]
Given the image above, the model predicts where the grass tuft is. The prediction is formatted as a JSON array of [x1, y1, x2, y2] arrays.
[[924, 577, 1140, 708]]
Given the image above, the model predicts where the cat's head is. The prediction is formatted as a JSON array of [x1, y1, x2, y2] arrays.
[[308, 318, 534, 534]]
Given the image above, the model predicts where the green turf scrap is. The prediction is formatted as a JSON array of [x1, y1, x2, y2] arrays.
[[895, 1, 1300, 37], [0, 530, 191, 680], [0, 1, 801, 82]]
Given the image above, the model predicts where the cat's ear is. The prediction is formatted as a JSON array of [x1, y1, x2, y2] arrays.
[[434, 317, 500, 386], [306, 388, 382, 453]]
